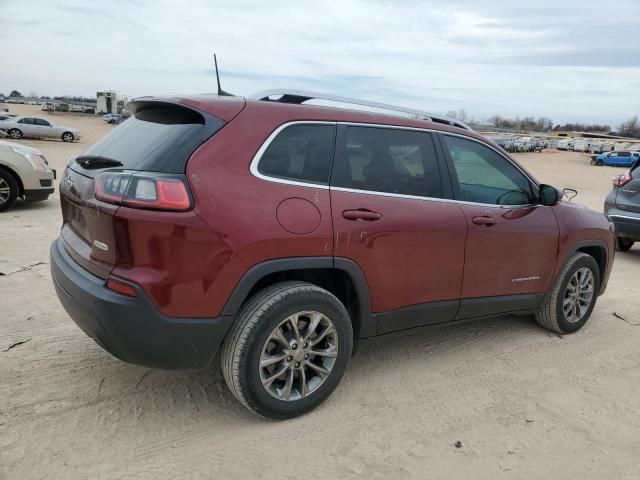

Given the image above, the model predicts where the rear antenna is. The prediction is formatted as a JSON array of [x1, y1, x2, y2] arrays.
[[214, 53, 233, 96]]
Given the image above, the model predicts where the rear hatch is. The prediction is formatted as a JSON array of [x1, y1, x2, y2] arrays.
[[59, 99, 234, 278], [615, 160, 640, 214]]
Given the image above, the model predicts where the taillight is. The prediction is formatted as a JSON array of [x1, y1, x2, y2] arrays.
[[613, 170, 632, 187], [94, 171, 192, 211]]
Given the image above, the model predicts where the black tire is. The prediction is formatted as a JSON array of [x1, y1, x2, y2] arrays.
[[9, 128, 22, 140], [221, 281, 353, 419], [617, 237, 635, 251], [595, 160, 604, 166], [535, 252, 600, 334], [61, 132, 74, 142], [0, 169, 19, 212]]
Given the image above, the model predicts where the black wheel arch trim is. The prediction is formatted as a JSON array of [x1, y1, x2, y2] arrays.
[[553, 239, 610, 295], [221, 256, 377, 338]]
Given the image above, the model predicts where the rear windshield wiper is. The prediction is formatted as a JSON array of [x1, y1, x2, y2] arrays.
[[75, 155, 124, 169]]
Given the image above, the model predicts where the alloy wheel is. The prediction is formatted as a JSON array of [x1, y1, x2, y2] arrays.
[[260, 311, 338, 401], [563, 267, 594, 323], [0, 177, 10, 205]]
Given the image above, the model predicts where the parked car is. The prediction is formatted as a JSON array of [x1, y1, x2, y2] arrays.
[[0, 139, 56, 211], [557, 139, 574, 150], [69, 104, 85, 113], [0, 116, 81, 142], [50, 90, 615, 419], [0, 114, 17, 122], [0, 104, 8, 112], [102, 113, 124, 124], [605, 159, 640, 251], [591, 151, 640, 167]]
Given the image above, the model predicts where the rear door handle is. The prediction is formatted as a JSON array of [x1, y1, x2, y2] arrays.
[[342, 209, 383, 221], [471, 215, 497, 226]]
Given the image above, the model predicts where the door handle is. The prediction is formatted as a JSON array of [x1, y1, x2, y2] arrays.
[[471, 215, 497, 226], [342, 209, 382, 221]]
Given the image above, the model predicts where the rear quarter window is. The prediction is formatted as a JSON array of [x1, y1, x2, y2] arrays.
[[257, 124, 336, 185]]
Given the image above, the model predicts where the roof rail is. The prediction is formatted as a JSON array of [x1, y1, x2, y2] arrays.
[[249, 89, 472, 131]]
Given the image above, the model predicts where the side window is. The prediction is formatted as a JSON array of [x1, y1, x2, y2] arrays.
[[443, 135, 535, 206], [258, 124, 335, 184], [34, 118, 50, 126], [332, 126, 444, 198]]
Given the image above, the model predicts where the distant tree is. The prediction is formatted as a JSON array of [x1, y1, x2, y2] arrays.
[[618, 116, 640, 138], [447, 109, 468, 122], [9, 90, 23, 97], [28, 91, 38, 98], [487, 114, 503, 127]]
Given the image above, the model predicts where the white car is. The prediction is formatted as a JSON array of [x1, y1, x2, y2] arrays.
[[0, 115, 80, 142], [0, 140, 56, 211]]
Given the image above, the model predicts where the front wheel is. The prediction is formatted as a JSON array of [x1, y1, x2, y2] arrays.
[[0, 170, 19, 212], [595, 160, 604, 166], [617, 237, 635, 251], [9, 128, 22, 139], [535, 253, 600, 334], [221, 281, 353, 419], [61, 132, 74, 142]]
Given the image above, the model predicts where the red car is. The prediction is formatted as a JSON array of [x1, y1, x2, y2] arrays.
[[51, 90, 615, 418]]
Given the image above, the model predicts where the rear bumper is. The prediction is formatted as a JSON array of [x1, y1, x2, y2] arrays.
[[50, 237, 234, 369], [607, 211, 640, 240]]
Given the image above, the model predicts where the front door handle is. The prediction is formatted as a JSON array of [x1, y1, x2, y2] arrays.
[[472, 215, 497, 226], [342, 209, 382, 221]]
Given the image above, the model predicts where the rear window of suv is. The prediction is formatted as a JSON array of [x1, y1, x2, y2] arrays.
[[75, 103, 225, 175]]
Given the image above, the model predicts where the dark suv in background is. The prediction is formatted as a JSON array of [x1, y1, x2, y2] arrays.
[[51, 90, 614, 419], [605, 159, 640, 250]]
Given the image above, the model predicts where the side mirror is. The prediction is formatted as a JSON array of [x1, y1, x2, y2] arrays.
[[539, 184, 560, 206]]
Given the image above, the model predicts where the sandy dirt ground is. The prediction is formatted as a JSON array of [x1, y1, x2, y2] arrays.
[[1, 105, 640, 479]]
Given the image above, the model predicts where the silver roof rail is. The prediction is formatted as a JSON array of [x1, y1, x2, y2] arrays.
[[249, 88, 472, 130]]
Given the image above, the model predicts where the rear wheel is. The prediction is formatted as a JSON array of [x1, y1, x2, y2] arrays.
[[9, 128, 22, 140], [61, 132, 74, 142], [0, 170, 19, 212], [617, 237, 635, 251], [221, 281, 353, 419], [535, 253, 600, 334]]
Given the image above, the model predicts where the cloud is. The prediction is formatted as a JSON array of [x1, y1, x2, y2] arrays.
[[1, 0, 639, 125]]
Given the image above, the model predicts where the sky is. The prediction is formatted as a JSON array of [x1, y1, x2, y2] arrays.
[[1, 0, 639, 126]]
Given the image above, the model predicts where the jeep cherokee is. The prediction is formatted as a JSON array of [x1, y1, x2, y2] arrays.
[[51, 90, 615, 419]]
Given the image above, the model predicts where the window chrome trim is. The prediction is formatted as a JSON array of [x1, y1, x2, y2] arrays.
[[249, 120, 541, 208], [608, 214, 640, 222]]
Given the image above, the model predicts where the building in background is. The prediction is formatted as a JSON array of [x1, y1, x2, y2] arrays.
[[96, 90, 119, 114]]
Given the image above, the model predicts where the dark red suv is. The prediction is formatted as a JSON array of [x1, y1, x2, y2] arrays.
[[51, 90, 615, 418]]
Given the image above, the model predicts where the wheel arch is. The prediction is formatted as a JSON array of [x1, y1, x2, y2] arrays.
[[555, 240, 609, 295], [221, 257, 376, 339], [0, 163, 24, 196]]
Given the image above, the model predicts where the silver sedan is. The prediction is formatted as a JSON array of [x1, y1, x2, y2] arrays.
[[0, 116, 81, 142]]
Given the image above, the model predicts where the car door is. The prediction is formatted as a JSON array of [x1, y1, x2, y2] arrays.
[[330, 124, 467, 334], [604, 152, 618, 166], [17, 117, 37, 136], [33, 118, 54, 138], [440, 133, 559, 318]]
